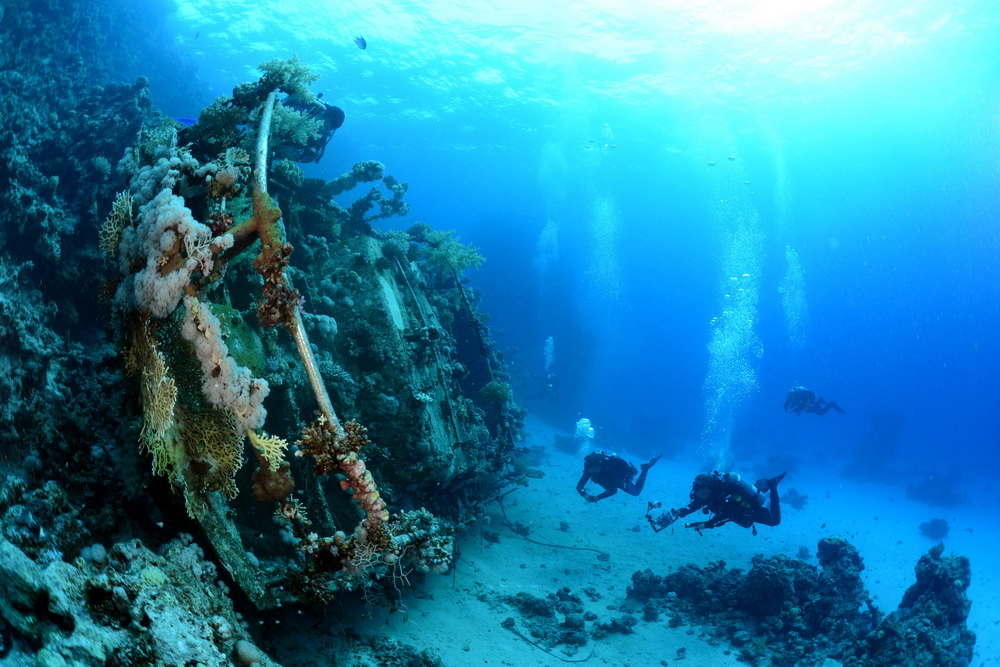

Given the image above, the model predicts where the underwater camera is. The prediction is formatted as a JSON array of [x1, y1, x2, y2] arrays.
[[645, 501, 678, 533]]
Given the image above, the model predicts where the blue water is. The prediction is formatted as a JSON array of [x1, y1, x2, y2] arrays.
[[156, 1, 999, 480]]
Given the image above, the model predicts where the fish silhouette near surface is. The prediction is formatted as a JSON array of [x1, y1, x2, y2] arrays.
[[354, 34, 367, 50]]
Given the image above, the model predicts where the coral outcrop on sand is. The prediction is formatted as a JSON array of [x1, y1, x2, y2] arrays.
[[626, 537, 974, 666], [860, 542, 975, 666]]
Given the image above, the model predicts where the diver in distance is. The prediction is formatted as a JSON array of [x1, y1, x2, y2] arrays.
[[174, 93, 344, 165], [274, 94, 345, 164], [646, 470, 785, 535], [783, 385, 845, 416], [576, 450, 662, 503]]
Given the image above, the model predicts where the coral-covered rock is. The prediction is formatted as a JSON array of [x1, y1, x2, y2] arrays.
[[900, 543, 971, 625], [738, 554, 796, 618], [857, 544, 974, 666], [503, 587, 592, 655], [622, 537, 984, 666], [0, 533, 279, 666]]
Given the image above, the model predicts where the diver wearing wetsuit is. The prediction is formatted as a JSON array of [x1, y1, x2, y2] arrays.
[[784, 386, 845, 416], [576, 451, 662, 503], [647, 470, 785, 534]]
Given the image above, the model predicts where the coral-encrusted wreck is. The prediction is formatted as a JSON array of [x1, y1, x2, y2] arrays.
[[104, 56, 523, 609]]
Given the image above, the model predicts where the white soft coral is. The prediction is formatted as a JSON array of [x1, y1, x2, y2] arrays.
[[180, 295, 269, 434], [115, 188, 216, 318]]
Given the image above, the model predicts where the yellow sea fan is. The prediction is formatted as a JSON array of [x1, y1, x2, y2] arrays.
[[133, 316, 177, 448], [248, 430, 289, 472], [122, 345, 138, 378], [184, 410, 245, 501], [100, 190, 133, 257], [139, 348, 177, 445]]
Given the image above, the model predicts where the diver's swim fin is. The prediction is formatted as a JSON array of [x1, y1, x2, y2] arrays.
[[758, 471, 787, 492], [641, 454, 663, 471], [831, 402, 846, 414]]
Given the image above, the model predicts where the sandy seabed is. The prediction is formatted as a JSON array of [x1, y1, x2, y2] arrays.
[[279, 415, 999, 666]]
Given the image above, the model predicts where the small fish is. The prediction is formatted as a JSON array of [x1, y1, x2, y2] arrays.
[[354, 34, 367, 50], [172, 117, 198, 127]]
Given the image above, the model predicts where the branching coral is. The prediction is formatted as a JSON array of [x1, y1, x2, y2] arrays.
[[257, 54, 319, 103], [266, 102, 322, 147], [253, 241, 301, 332], [296, 416, 390, 545], [320, 161, 410, 231], [347, 183, 410, 227], [283, 415, 457, 594], [323, 160, 386, 197], [480, 380, 513, 405], [413, 229, 484, 283]]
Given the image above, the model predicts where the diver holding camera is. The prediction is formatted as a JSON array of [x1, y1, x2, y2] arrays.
[[645, 469, 786, 536]]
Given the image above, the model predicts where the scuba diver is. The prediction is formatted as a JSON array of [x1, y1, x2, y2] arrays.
[[275, 94, 345, 163], [783, 386, 845, 416], [576, 451, 662, 503], [645, 470, 786, 535], [542, 372, 560, 401]]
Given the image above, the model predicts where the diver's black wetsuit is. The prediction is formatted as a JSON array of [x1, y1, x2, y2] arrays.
[[576, 451, 659, 502]]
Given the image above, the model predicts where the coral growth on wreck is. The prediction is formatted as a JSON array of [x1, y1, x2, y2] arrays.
[[0, 5, 527, 662]]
